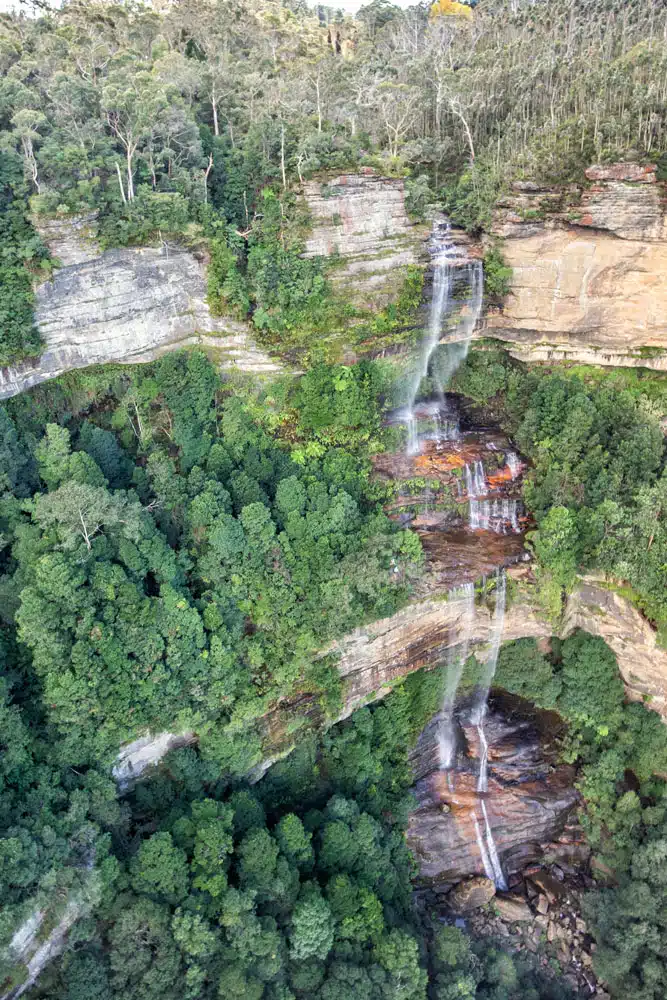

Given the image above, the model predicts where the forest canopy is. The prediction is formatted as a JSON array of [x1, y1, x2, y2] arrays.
[[3, 0, 667, 361]]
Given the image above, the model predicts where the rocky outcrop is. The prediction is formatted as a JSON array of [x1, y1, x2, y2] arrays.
[[302, 171, 427, 309], [112, 730, 196, 790], [0, 240, 279, 401], [483, 164, 667, 369], [114, 575, 667, 787], [35, 212, 101, 266], [3, 900, 84, 1000], [564, 579, 667, 718], [407, 697, 579, 887]]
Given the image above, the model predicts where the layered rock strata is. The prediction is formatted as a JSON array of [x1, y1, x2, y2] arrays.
[[407, 698, 579, 886], [114, 574, 667, 787], [0, 241, 279, 400], [302, 171, 427, 309], [484, 163, 667, 369]]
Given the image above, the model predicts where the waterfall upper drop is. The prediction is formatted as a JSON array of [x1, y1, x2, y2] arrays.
[[402, 222, 483, 456]]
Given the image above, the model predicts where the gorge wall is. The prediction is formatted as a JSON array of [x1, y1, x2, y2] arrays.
[[484, 163, 667, 369], [300, 166, 667, 371], [115, 573, 667, 790], [0, 218, 279, 401], [302, 171, 427, 310], [11, 165, 667, 399]]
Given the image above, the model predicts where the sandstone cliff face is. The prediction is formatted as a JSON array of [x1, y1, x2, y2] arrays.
[[407, 701, 579, 887], [0, 232, 279, 401], [302, 172, 427, 309], [484, 164, 667, 369], [114, 575, 667, 788]]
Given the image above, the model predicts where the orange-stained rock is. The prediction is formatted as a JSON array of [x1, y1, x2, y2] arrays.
[[407, 698, 579, 886], [484, 167, 667, 369]]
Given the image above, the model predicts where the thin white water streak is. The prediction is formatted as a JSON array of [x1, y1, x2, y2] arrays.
[[472, 810, 497, 886], [476, 722, 489, 793], [481, 798, 508, 890], [470, 569, 508, 890], [438, 582, 475, 770]]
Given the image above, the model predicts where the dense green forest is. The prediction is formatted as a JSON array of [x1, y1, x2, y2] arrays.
[[3, 0, 667, 362], [3, 0, 667, 998], [451, 353, 667, 638], [0, 348, 665, 999]]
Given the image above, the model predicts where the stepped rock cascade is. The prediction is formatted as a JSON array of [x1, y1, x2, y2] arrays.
[[464, 460, 488, 498]]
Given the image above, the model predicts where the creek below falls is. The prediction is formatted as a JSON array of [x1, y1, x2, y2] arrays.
[[381, 221, 582, 894]]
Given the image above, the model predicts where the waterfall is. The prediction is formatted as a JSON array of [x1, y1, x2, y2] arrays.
[[405, 246, 453, 455], [470, 569, 508, 889], [402, 224, 483, 456], [473, 568, 506, 743], [472, 810, 497, 886], [480, 798, 508, 890], [469, 498, 520, 534], [431, 261, 483, 395], [507, 452, 521, 478], [464, 460, 487, 498], [437, 582, 475, 770]]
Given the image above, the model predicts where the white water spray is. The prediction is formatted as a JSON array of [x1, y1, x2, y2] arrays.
[[470, 569, 508, 889], [403, 224, 483, 455], [464, 460, 487, 498], [405, 248, 453, 455], [431, 261, 483, 397], [507, 452, 521, 479], [469, 498, 520, 534], [437, 583, 475, 770]]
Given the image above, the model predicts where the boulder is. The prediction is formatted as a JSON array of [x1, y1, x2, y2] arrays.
[[528, 870, 566, 904], [447, 877, 496, 914], [494, 894, 533, 922]]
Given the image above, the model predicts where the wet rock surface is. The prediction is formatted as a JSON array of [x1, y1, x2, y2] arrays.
[[408, 696, 580, 886]]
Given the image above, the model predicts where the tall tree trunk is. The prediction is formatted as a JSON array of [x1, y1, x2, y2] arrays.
[[203, 153, 213, 203], [126, 148, 135, 202], [280, 124, 287, 190], [212, 86, 219, 136], [115, 161, 127, 205]]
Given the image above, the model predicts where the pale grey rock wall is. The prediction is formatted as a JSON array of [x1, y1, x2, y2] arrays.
[[113, 731, 197, 790], [34, 212, 101, 266], [303, 172, 427, 309], [0, 243, 279, 400]]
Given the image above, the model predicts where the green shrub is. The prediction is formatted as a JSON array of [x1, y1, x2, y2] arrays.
[[483, 244, 513, 300]]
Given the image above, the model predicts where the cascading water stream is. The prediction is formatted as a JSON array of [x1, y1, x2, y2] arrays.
[[405, 244, 453, 455], [437, 582, 475, 771], [470, 498, 521, 534], [507, 452, 521, 479], [402, 222, 483, 456], [471, 568, 508, 890]]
